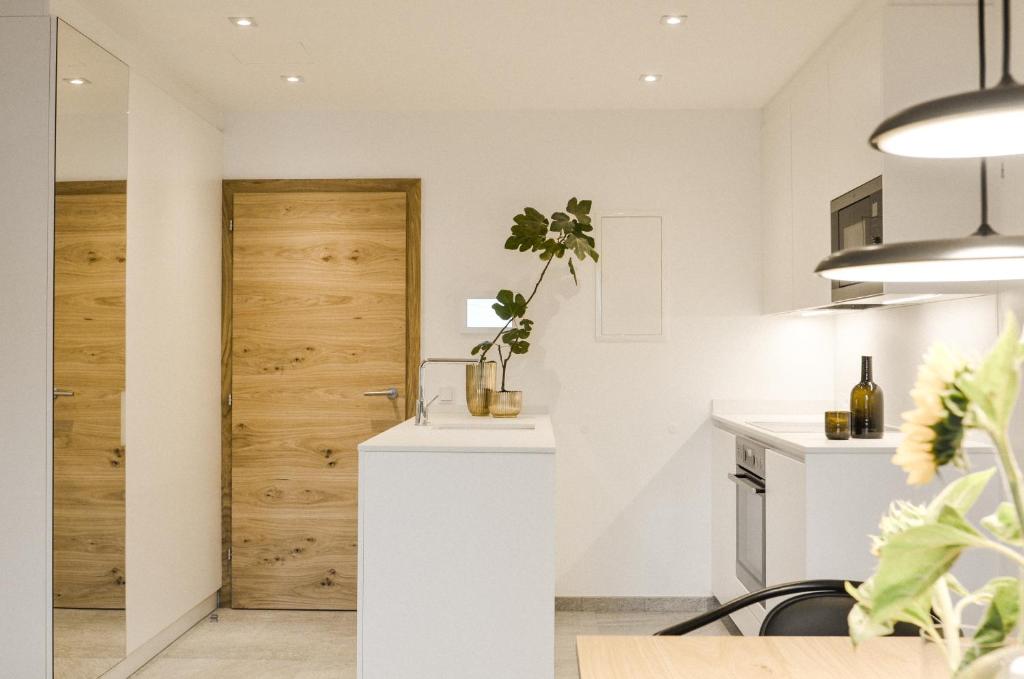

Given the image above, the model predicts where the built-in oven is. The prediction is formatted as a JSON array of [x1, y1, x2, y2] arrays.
[[830, 175, 884, 302], [729, 437, 766, 597]]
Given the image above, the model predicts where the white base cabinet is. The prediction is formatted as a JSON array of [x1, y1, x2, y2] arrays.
[[712, 428, 1004, 635], [357, 417, 556, 679]]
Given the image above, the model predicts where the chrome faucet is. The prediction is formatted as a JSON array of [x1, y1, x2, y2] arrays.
[[416, 358, 479, 426]]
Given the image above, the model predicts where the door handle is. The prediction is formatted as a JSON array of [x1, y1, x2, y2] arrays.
[[728, 473, 765, 495], [363, 387, 399, 401], [53, 388, 75, 400]]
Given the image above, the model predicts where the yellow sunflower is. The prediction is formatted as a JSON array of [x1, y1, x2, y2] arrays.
[[892, 345, 969, 485]]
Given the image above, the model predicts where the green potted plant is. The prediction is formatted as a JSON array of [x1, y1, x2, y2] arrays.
[[848, 314, 1024, 676], [467, 197, 599, 417]]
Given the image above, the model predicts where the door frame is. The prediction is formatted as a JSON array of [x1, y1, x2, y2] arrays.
[[220, 178, 421, 606]]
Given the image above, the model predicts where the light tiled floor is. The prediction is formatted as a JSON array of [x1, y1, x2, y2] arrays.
[[54, 609, 125, 679], [132, 607, 730, 678]]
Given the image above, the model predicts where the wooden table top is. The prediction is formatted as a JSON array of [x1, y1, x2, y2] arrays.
[[577, 635, 939, 678]]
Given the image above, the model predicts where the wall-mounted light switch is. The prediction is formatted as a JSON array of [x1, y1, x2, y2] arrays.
[[439, 386, 454, 402]]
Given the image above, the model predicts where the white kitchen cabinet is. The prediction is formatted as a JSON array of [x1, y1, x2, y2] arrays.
[[760, 1, 1007, 314], [761, 1, 882, 314], [760, 93, 794, 315], [789, 60, 832, 311], [710, 427, 739, 604], [357, 416, 555, 679], [712, 417, 1004, 635], [764, 449, 806, 589], [881, 3, 984, 244], [997, 158, 1024, 234], [824, 1, 883, 200]]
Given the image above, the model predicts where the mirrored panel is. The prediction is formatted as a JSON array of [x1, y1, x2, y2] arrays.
[[53, 20, 128, 679]]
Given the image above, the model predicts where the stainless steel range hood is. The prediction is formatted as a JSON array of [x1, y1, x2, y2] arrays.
[[800, 283, 990, 316]]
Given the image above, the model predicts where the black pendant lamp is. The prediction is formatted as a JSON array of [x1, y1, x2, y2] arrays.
[[815, 0, 1024, 283], [870, 0, 1024, 158]]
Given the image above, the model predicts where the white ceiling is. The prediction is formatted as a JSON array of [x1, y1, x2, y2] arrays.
[[80, 0, 861, 112]]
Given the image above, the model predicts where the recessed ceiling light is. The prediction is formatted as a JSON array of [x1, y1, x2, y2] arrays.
[[63, 77, 90, 86], [640, 74, 661, 83], [660, 15, 686, 26], [229, 17, 256, 27], [281, 75, 304, 84]]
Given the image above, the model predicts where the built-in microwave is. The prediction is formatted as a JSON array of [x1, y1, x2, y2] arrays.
[[830, 176, 883, 302]]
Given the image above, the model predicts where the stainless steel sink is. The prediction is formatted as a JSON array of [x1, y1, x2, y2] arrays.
[[431, 421, 536, 431]]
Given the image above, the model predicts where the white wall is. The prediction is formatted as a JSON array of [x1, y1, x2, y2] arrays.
[[0, 14, 54, 677], [834, 296, 1000, 421], [224, 110, 835, 596], [834, 288, 1024, 461], [0, 1, 223, 670], [125, 71, 223, 652]]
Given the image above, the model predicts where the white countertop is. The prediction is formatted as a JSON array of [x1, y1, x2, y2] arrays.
[[712, 411, 994, 458], [358, 413, 556, 454]]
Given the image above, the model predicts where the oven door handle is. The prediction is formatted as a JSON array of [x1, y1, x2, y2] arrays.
[[728, 473, 765, 495]]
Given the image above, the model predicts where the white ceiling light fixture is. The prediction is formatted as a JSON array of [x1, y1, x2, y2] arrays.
[[815, 0, 1024, 283], [660, 15, 686, 26], [63, 77, 90, 86], [870, 0, 1024, 158], [229, 17, 256, 28], [640, 74, 661, 83], [281, 75, 305, 84]]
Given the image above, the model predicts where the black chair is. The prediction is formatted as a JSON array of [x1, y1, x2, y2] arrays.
[[655, 579, 921, 637]]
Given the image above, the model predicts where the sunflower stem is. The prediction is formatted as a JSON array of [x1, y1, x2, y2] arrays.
[[988, 429, 1024, 643], [934, 577, 962, 672], [991, 431, 1024, 535]]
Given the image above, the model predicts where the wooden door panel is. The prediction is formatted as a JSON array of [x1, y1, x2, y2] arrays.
[[53, 192, 126, 609], [231, 191, 407, 610]]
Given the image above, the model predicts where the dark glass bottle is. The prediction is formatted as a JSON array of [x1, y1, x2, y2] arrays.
[[851, 356, 884, 439]]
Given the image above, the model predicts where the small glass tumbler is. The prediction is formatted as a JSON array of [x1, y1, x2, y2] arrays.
[[825, 411, 851, 440]]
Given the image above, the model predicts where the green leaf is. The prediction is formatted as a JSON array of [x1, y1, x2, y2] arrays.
[[492, 290, 515, 320], [961, 577, 1020, 668], [925, 468, 996, 522], [869, 512, 984, 623], [523, 206, 548, 224], [935, 504, 982, 536], [982, 502, 1023, 545], [568, 258, 578, 285], [846, 578, 934, 646], [470, 341, 492, 356], [847, 599, 895, 646], [577, 199, 592, 215], [958, 313, 1024, 433], [509, 341, 529, 354], [492, 290, 527, 320], [566, 197, 578, 214]]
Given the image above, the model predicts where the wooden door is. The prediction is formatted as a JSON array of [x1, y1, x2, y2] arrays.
[[230, 188, 414, 609], [53, 186, 127, 609]]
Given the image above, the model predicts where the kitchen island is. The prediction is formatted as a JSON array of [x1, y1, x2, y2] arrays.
[[356, 414, 556, 679], [710, 400, 1000, 636]]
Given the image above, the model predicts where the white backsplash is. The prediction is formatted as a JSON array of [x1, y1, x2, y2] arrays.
[[833, 284, 1024, 455]]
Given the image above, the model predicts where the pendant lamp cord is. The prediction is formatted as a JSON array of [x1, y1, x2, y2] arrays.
[[977, 0, 997, 235], [1002, 0, 1013, 85], [982, 0, 989, 87]]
